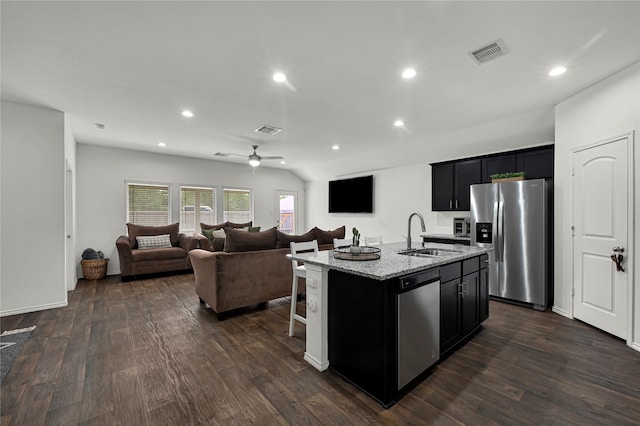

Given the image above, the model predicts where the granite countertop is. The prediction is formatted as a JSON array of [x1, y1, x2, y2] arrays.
[[421, 233, 471, 242], [289, 241, 491, 281]]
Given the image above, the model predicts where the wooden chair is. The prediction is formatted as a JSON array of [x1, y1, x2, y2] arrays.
[[332, 237, 351, 248], [288, 240, 319, 337], [363, 235, 383, 246]]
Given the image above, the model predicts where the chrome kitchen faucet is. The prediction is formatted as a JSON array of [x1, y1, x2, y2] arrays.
[[406, 212, 426, 250]]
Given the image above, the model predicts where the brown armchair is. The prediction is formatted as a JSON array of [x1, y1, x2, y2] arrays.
[[116, 223, 197, 280]]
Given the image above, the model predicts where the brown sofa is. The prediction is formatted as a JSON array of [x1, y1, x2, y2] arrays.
[[116, 223, 197, 280], [189, 225, 344, 319]]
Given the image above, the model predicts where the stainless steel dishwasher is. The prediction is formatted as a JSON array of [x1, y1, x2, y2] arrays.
[[397, 268, 440, 390]]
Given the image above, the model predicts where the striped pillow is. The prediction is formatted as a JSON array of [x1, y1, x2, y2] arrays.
[[136, 234, 172, 249]]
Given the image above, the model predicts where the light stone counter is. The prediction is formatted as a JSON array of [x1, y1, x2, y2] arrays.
[[289, 241, 489, 281]]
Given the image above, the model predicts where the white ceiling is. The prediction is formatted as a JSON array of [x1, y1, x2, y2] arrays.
[[2, 1, 639, 181]]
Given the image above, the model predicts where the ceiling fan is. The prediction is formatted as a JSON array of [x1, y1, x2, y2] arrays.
[[215, 145, 284, 167]]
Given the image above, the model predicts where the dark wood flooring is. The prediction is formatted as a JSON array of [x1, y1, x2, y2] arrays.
[[1, 273, 639, 425]]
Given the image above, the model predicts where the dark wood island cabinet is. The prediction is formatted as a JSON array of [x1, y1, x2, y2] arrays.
[[328, 252, 489, 407]]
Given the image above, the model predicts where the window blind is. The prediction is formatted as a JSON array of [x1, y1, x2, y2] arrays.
[[223, 188, 253, 223], [126, 183, 170, 226], [180, 186, 216, 233]]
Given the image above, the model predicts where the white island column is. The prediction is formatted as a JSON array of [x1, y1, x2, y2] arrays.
[[303, 263, 329, 371]]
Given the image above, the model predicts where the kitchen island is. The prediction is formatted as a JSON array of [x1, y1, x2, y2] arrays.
[[289, 241, 491, 407]]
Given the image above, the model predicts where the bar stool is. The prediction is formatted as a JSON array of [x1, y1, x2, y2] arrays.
[[363, 235, 383, 246], [289, 240, 318, 337], [332, 237, 351, 248]]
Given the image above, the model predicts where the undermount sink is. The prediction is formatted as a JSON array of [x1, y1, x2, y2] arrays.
[[397, 247, 464, 258]]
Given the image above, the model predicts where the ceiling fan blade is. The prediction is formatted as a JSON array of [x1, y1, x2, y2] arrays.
[[214, 152, 245, 158], [261, 156, 285, 160]]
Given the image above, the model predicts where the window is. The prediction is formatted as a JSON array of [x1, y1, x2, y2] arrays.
[[223, 188, 253, 224], [180, 186, 216, 233], [126, 182, 170, 226]]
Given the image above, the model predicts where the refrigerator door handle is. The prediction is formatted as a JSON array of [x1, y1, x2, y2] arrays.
[[493, 201, 501, 261], [497, 200, 504, 262]]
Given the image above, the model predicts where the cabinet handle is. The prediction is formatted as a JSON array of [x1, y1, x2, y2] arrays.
[[449, 200, 453, 209], [458, 282, 463, 296], [455, 200, 459, 209]]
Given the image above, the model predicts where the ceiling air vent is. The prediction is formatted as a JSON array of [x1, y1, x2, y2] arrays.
[[469, 39, 508, 65], [254, 125, 283, 135]]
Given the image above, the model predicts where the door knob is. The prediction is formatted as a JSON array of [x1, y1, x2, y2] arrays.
[[612, 246, 624, 253]]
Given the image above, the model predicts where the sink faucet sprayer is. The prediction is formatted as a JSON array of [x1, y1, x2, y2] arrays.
[[406, 212, 426, 250]]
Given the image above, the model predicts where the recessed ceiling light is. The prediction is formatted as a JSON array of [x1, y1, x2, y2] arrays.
[[394, 120, 405, 127], [280, 160, 286, 165], [157, 142, 166, 147], [332, 145, 340, 150], [402, 68, 416, 79], [181, 110, 194, 118], [549, 66, 567, 77], [273, 72, 287, 83]]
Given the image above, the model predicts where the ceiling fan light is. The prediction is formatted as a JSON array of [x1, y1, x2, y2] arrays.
[[249, 158, 261, 167]]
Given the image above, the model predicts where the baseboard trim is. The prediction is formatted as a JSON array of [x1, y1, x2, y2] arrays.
[[629, 341, 640, 353], [304, 352, 329, 372], [552, 306, 572, 319], [0, 300, 68, 317]]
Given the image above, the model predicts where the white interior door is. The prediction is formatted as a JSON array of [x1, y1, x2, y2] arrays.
[[572, 135, 630, 339], [276, 191, 297, 235], [65, 161, 76, 290]]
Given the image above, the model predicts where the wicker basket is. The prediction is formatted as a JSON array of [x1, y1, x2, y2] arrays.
[[81, 258, 109, 280]]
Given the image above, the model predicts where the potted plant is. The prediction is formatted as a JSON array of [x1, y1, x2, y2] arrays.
[[350, 227, 361, 254], [490, 171, 526, 183]]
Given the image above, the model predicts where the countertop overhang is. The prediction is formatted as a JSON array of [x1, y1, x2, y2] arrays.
[[289, 242, 491, 281]]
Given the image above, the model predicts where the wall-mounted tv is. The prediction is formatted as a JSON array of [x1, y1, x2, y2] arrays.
[[328, 175, 374, 213]]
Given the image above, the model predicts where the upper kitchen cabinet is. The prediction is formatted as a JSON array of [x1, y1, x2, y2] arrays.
[[432, 159, 482, 211], [481, 154, 517, 183], [516, 146, 554, 179]]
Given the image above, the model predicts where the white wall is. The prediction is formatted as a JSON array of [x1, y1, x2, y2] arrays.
[[554, 62, 639, 348], [76, 144, 306, 276], [306, 163, 478, 246], [1, 101, 67, 316]]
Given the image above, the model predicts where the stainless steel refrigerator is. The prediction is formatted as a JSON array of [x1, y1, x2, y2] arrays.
[[470, 179, 552, 311]]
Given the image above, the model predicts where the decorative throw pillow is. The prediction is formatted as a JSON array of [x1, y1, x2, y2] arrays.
[[248, 226, 261, 232], [201, 228, 215, 240], [136, 234, 172, 250], [224, 227, 277, 252], [127, 223, 179, 249], [276, 229, 316, 248], [212, 228, 226, 238], [313, 226, 346, 245]]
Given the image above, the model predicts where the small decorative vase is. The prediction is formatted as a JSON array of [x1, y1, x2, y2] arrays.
[[350, 246, 362, 254]]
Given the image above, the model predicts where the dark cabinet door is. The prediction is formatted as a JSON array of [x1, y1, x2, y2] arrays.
[[432, 163, 454, 211], [453, 159, 482, 211], [481, 154, 516, 183], [479, 266, 489, 322], [440, 278, 462, 355], [516, 146, 554, 179], [461, 271, 480, 336]]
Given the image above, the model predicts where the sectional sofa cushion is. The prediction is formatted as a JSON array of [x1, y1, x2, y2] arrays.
[[227, 221, 253, 230], [313, 226, 346, 245], [275, 229, 317, 248], [200, 222, 228, 231], [224, 226, 277, 253], [127, 223, 180, 249]]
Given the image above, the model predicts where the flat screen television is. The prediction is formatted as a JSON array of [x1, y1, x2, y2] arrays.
[[328, 175, 373, 213]]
